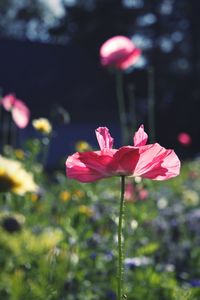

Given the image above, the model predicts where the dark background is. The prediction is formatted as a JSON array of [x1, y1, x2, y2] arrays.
[[0, 0, 200, 166]]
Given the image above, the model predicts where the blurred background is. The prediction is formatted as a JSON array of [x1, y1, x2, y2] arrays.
[[0, 0, 200, 166]]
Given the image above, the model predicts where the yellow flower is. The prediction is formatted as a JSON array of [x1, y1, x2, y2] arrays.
[[78, 205, 93, 217], [75, 141, 91, 152], [59, 190, 71, 202], [0, 212, 25, 222], [183, 189, 199, 206], [15, 149, 25, 160], [32, 118, 52, 135], [30, 193, 39, 202], [73, 190, 85, 200], [0, 155, 38, 195]]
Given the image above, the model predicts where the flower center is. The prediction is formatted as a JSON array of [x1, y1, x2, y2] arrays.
[[0, 169, 22, 193]]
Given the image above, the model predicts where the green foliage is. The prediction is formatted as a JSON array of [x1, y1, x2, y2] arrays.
[[0, 145, 200, 299]]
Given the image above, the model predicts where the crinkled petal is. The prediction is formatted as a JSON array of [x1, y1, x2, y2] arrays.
[[12, 100, 30, 128], [133, 124, 148, 146], [66, 150, 116, 182], [112, 146, 140, 175], [95, 127, 114, 150], [66, 164, 105, 182], [133, 143, 181, 180], [143, 149, 181, 180]]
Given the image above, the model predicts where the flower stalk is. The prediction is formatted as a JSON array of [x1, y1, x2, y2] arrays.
[[115, 71, 128, 145], [147, 67, 156, 143], [117, 175, 126, 300], [2, 112, 10, 147], [42, 136, 51, 168], [127, 83, 137, 143]]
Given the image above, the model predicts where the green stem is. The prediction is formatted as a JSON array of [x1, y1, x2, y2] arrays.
[[117, 175, 126, 300], [41, 134, 52, 168], [0, 103, 2, 121], [0, 105, 2, 151], [10, 118, 17, 148], [127, 83, 137, 143], [115, 71, 128, 145], [2, 112, 10, 148], [148, 67, 156, 143]]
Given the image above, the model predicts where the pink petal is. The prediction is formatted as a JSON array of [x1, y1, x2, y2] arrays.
[[151, 149, 181, 180], [116, 48, 141, 70], [133, 125, 148, 146], [66, 150, 116, 182], [113, 146, 140, 175], [100, 36, 141, 70], [95, 127, 114, 150], [66, 164, 105, 182], [100, 47, 131, 66], [100, 36, 133, 64], [133, 143, 181, 180], [1, 94, 16, 111], [12, 99, 30, 128]]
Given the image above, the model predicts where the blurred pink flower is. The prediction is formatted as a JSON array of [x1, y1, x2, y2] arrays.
[[138, 188, 148, 200], [125, 182, 149, 202], [100, 36, 141, 70], [125, 183, 135, 201], [66, 125, 180, 183], [0, 94, 30, 128], [177, 132, 192, 146], [1, 94, 15, 110]]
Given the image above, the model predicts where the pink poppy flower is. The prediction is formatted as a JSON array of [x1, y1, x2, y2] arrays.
[[100, 36, 141, 70], [177, 132, 191, 146], [66, 125, 180, 183], [0, 94, 30, 128], [124, 182, 149, 202]]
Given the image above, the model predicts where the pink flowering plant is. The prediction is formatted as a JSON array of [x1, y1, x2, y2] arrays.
[[100, 36, 141, 70], [100, 36, 142, 145], [66, 124, 180, 299], [0, 94, 30, 128]]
